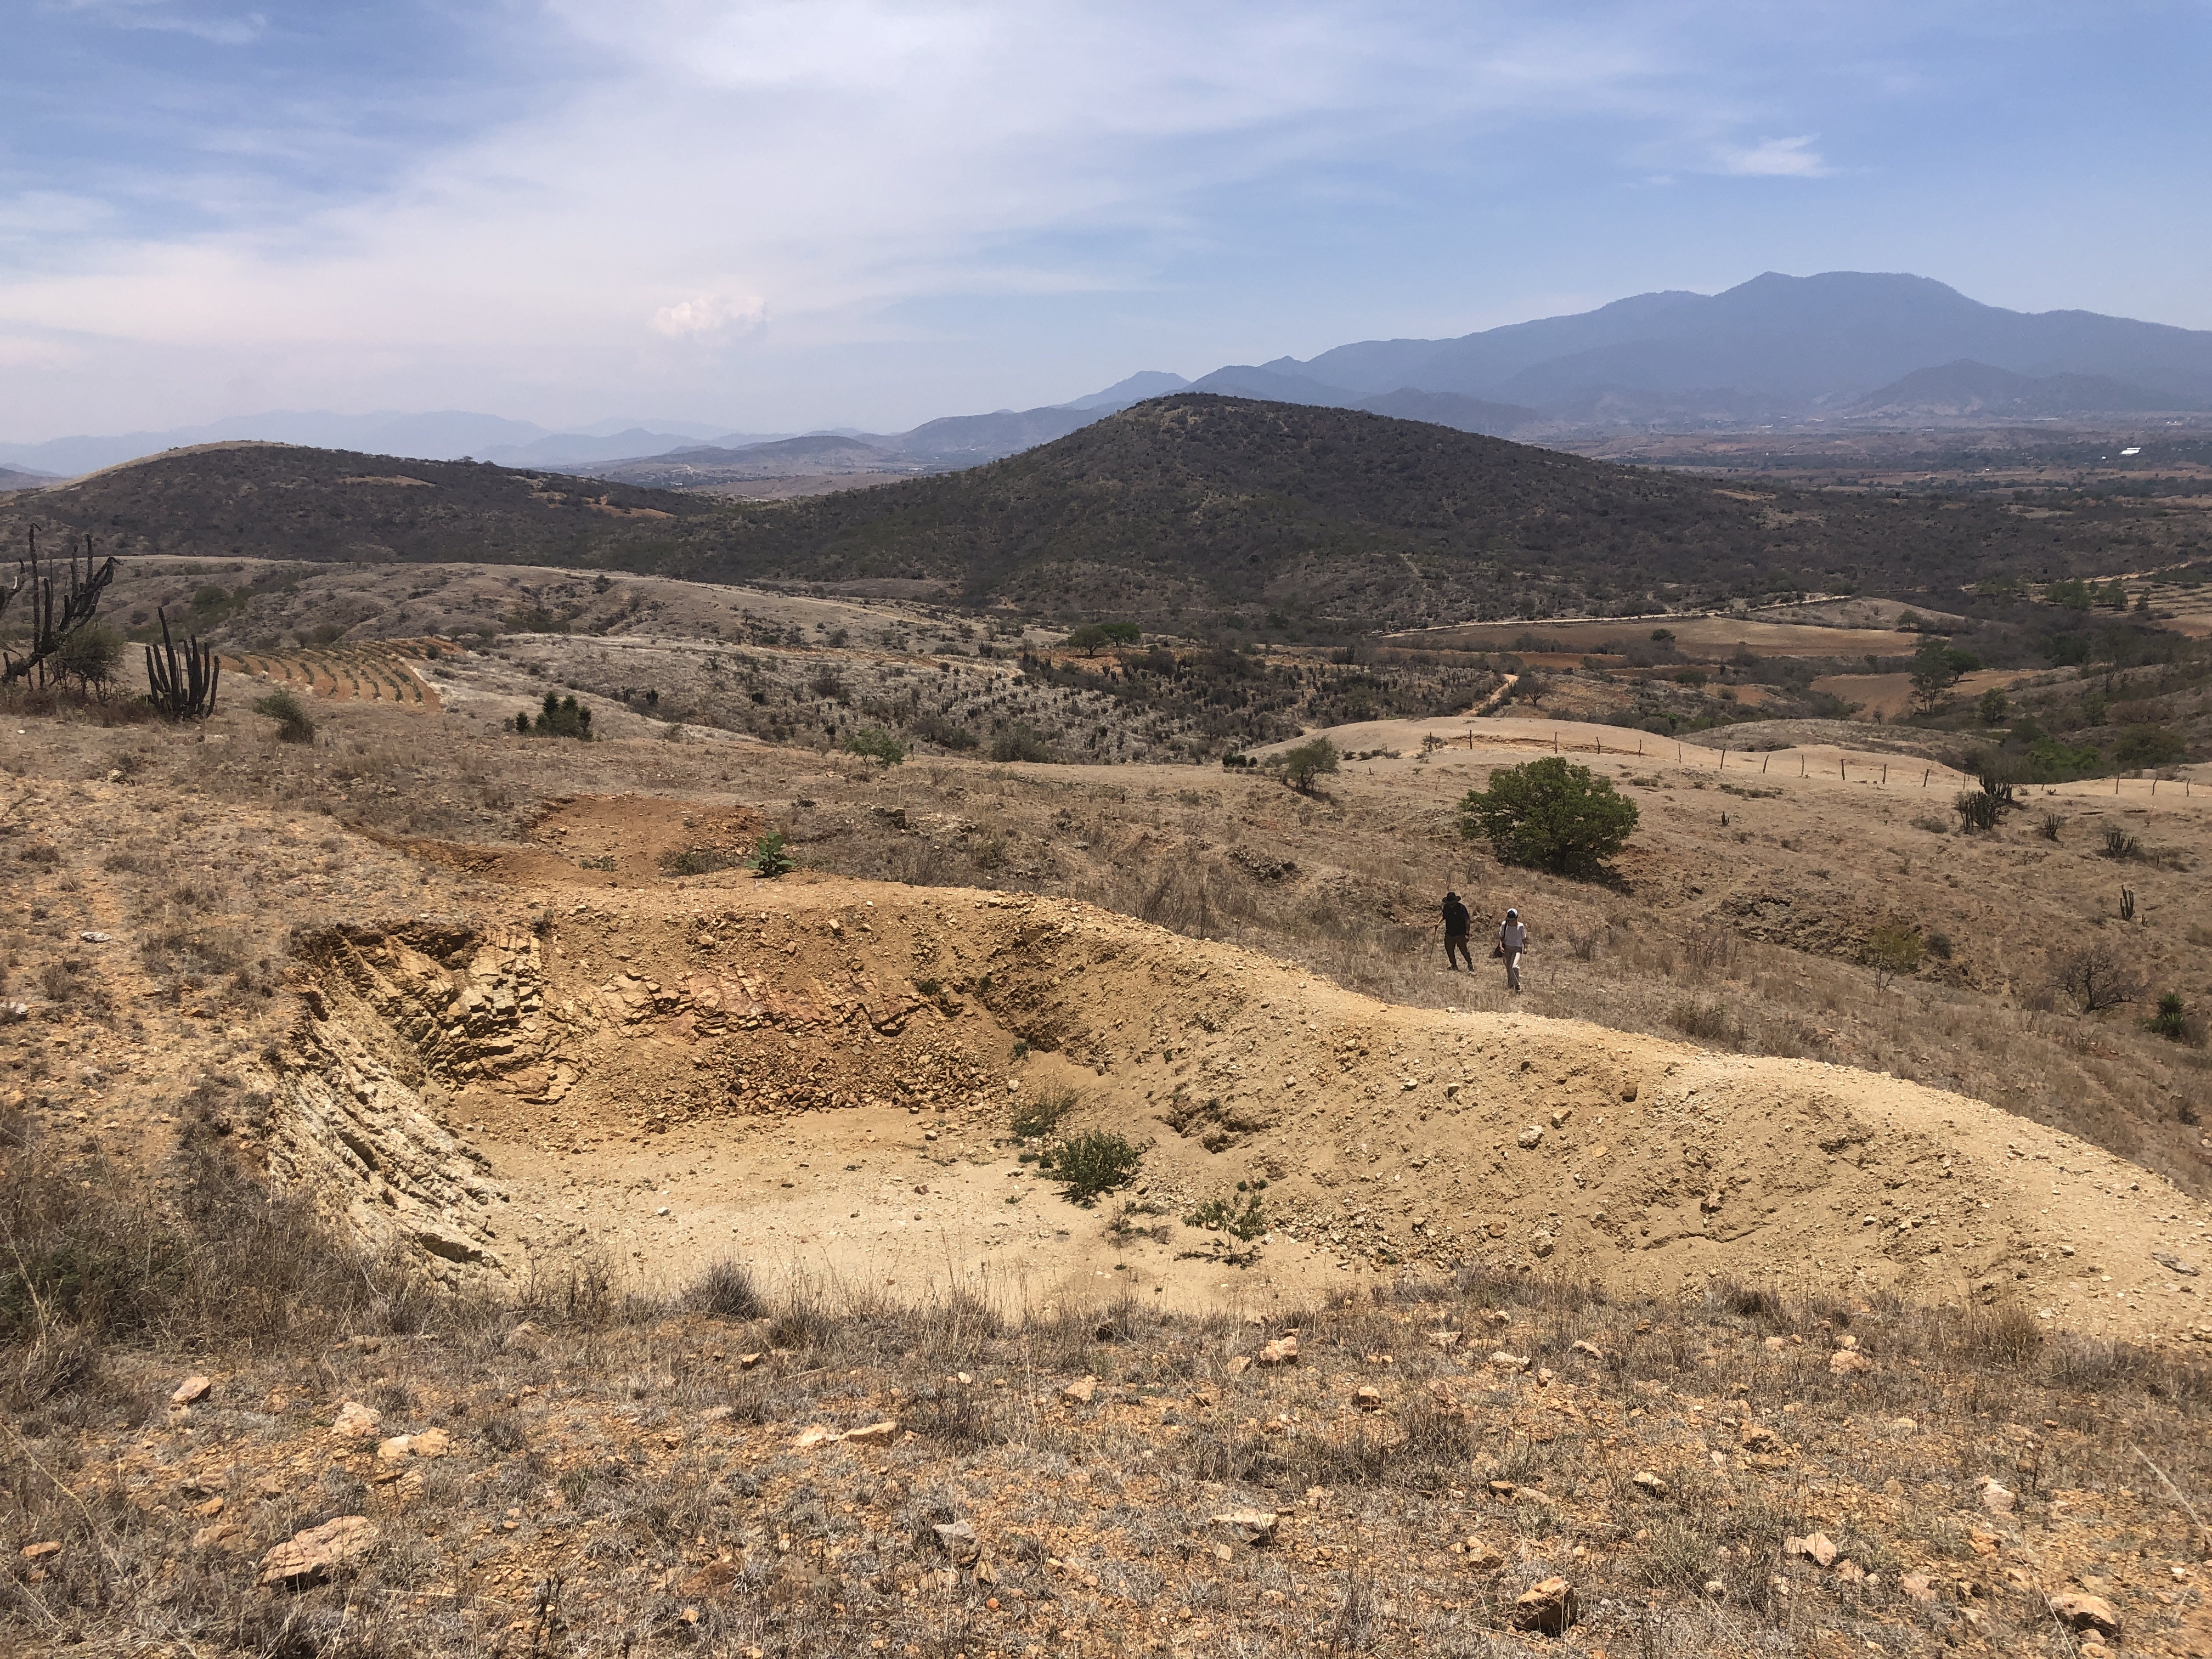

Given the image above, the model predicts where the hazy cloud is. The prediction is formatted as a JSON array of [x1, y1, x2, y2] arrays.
[[649, 292, 768, 339], [1714, 135, 1832, 177]]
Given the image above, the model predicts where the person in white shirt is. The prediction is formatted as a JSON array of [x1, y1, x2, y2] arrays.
[[1497, 907, 1528, 992]]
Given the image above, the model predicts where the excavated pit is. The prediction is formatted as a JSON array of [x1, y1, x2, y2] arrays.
[[268, 875, 2212, 1336]]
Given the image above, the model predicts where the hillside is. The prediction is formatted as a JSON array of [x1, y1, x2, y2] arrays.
[[678, 395, 2181, 629], [1846, 359, 2206, 420], [0, 440, 714, 565]]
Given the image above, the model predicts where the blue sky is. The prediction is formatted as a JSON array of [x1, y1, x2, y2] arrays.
[[3, 0, 2209, 437]]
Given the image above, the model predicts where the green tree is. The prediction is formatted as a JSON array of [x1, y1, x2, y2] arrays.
[[54, 621, 123, 695], [1278, 736, 1340, 793], [1977, 687, 2009, 725], [1864, 920, 1925, 989], [843, 727, 906, 765], [1456, 757, 1638, 876], [2113, 725, 2187, 769], [518, 692, 593, 739], [1065, 622, 1141, 656], [1909, 637, 1978, 714]]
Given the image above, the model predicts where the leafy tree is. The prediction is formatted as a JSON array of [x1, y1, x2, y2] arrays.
[[54, 622, 123, 695], [843, 727, 906, 765], [1456, 757, 1638, 876], [1977, 687, 2009, 725], [989, 723, 1051, 763], [1908, 637, 1979, 714], [1864, 920, 1925, 988], [1278, 736, 1340, 793], [1066, 622, 1142, 656], [2113, 724, 2187, 769]]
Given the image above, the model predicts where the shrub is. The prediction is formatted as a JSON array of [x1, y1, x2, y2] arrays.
[[2147, 994, 2203, 1045], [913, 713, 978, 751], [1066, 622, 1141, 655], [1278, 736, 1340, 793], [1457, 757, 1638, 876], [1184, 1192, 1268, 1242], [251, 688, 317, 744], [659, 846, 740, 877], [2052, 943, 2146, 1012], [55, 622, 124, 695], [744, 831, 795, 879], [681, 1260, 766, 1320], [1039, 1131, 1144, 1203], [1864, 921, 1925, 988], [843, 727, 906, 765], [518, 692, 592, 739], [1977, 687, 2009, 725], [1011, 1087, 1077, 1141], [2114, 724, 2187, 770], [2039, 811, 2063, 841], [990, 724, 1051, 763], [1666, 1001, 1739, 1045]]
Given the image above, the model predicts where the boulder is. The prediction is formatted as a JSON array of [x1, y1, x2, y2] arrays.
[[1829, 1350, 1874, 1376], [1980, 1479, 2016, 1515], [259, 1516, 379, 1587], [1631, 1470, 1668, 1497], [1256, 1335, 1299, 1367], [1509, 1577, 1578, 1635], [330, 1401, 380, 1440], [170, 1375, 212, 1407], [1062, 1376, 1098, 1403], [932, 1521, 981, 1565], [1353, 1386, 1384, 1412], [2049, 1593, 2121, 1643]]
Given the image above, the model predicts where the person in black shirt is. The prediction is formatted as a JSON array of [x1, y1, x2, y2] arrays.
[[1441, 890, 1474, 970]]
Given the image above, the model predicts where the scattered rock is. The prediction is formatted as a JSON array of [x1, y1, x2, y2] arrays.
[[78, 931, 112, 944], [841, 1421, 899, 1446], [1737, 1422, 1782, 1453], [1835, 1559, 1865, 1584], [792, 1425, 837, 1450], [330, 1401, 380, 1440], [1425, 1329, 1463, 1349], [1458, 1539, 1504, 1571], [1062, 1376, 1098, 1403], [191, 1520, 251, 1553], [1571, 1340, 1604, 1359], [1353, 1385, 1384, 1412], [2155, 1251, 2201, 1277], [1224, 1355, 1252, 1375], [20, 1542, 61, 1561], [1517, 1126, 1544, 1149], [1980, 1479, 2016, 1515], [1509, 1576, 1578, 1635], [1828, 1350, 1874, 1376], [1212, 1509, 1279, 1545], [1256, 1335, 1299, 1366], [170, 1375, 212, 1407], [1488, 1351, 1531, 1371], [1631, 1470, 1668, 1497], [737, 1352, 763, 1369], [1785, 1532, 1838, 1568], [1900, 1572, 1937, 1603], [2049, 1593, 2122, 1642], [502, 1321, 543, 1352], [932, 1521, 980, 1564], [259, 1516, 379, 1588]]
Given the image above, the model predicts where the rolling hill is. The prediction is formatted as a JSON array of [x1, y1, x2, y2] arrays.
[[669, 394, 2175, 629], [0, 441, 715, 566]]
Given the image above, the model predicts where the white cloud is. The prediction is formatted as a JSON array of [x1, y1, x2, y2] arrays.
[[648, 292, 766, 338], [1714, 134, 1832, 177]]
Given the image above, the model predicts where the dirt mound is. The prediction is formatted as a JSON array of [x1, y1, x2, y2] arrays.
[[373, 795, 768, 889], [274, 871, 2212, 1340]]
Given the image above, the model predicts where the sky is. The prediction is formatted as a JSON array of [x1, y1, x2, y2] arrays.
[[4, 0, 2210, 439]]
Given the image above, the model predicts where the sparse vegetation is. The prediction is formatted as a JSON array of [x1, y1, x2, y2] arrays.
[[1010, 1086, 1077, 1141], [250, 687, 317, 743], [842, 726, 907, 765], [1864, 921, 1926, 989], [516, 691, 593, 739], [1276, 735, 1340, 793], [743, 831, 796, 879], [1037, 1130, 1144, 1202], [2053, 942, 2147, 1013]]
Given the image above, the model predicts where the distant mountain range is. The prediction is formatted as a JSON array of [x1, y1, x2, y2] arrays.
[[6, 272, 2208, 487]]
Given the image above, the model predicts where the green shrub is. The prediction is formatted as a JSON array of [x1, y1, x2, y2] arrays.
[[990, 724, 1051, 763], [251, 688, 317, 744], [744, 831, 796, 879], [55, 622, 124, 693], [518, 692, 592, 739], [843, 727, 906, 765], [1977, 687, 2009, 725], [1011, 1086, 1076, 1141], [2147, 994, 2200, 1044], [1039, 1130, 1144, 1203], [1184, 1192, 1267, 1242], [2022, 737, 2101, 783], [1457, 757, 1638, 876], [1864, 920, 1925, 987], [2114, 724, 2187, 769], [1066, 622, 1141, 655]]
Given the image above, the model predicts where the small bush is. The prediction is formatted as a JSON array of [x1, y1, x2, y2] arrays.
[[1039, 1130, 1144, 1203], [989, 724, 1051, 764], [2147, 994, 2199, 1044], [1864, 920, 1925, 987], [682, 1260, 766, 1321], [1011, 1087, 1077, 1141], [517, 692, 592, 740], [843, 727, 906, 765], [1184, 1192, 1267, 1242], [251, 688, 317, 743], [1666, 1001, 1739, 1046], [1277, 736, 1340, 794], [744, 831, 795, 879], [1458, 757, 1638, 877], [659, 847, 740, 877]]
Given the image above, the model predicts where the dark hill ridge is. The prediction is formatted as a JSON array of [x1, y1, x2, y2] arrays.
[[0, 441, 713, 565], [674, 394, 2169, 629]]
